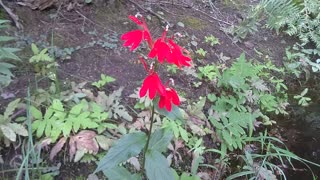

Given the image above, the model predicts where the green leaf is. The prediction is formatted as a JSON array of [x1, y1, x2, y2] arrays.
[[103, 166, 141, 180], [30, 106, 43, 119], [8, 123, 28, 136], [179, 126, 189, 142], [156, 103, 183, 120], [31, 43, 39, 54], [145, 150, 174, 180], [0, 124, 16, 141], [0, 36, 15, 42], [4, 98, 20, 119], [95, 132, 147, 173], [149, 129, 173, 152]]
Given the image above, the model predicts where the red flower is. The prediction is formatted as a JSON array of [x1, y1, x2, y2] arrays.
[[167, 39, 191, 68], [148, 30, 171, 63], [121, 30, 144, 51], [121, 15, 153, 51], [139, 72, 166, 99], [159, 88, 180, 111]]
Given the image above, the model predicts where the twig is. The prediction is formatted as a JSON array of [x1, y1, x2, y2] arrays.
[[127, 0, 169, 25], [0, 0, 23, 29], [192, 7, 232, 26]]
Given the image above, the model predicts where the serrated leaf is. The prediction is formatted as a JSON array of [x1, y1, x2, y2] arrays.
[[222, 130, 232, 147], [95, 132, 147, 173], [30, 106, 42, 119], [149, 129, 173, 152], [145, 150, 174, 180], [31, 43, 39, 54], [103, 166, 141, 180], [0, 124, 16, 141], [179, 126, 189, 142], [7, 123, 28, 136], [4, 98, 20, 119]]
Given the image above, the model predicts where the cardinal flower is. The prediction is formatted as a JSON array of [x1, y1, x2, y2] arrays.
[[148, 28, 171, 63], [121, 15, 152, 51], [139, 72, 166, 99], [167, 39, 191, 68], [159, 87, 180, 111]]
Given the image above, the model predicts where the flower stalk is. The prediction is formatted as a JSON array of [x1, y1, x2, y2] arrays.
[[141, 104, 155, 174]]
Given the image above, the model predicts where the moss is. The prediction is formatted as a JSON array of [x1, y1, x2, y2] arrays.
[[181, 16, 207, 30]]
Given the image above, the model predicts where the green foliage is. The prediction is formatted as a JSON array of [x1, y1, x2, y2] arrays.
[[195, 48, 207, 57], [0, 20, 20, 90], [232, 0, 320, 50], [29, 43, 57, 80], [145, 150, 174, 180], [204, 35, 220, 46], [294, 88, 311, 106], [227, 132, 320, 179], [167, 64, 179, 74], [95, 132, 147, 173], [31, 99, 112, 142], [197, 64, 219, 81], [0, 99, 27, 145], [208, 54, 288, 152], [95, 129, 174, 180], [92, 74, 116, 89]]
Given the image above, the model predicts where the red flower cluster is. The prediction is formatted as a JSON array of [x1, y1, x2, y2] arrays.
[[121, 14, 192, 111]]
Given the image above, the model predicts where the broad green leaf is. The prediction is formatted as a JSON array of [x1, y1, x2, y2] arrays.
[[0, 124, 16, 141], [103, 166, 141, 180], [155, 103, 183, 120], [148, 129, 173, 152], [145, 150, 174, 180], [95, 132, 147, 173]]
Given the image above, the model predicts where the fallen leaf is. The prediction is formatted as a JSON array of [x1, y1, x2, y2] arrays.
[[50, 137, 66, 160]]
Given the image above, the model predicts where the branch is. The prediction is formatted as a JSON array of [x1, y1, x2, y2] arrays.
[[0, 0, 23, 29]]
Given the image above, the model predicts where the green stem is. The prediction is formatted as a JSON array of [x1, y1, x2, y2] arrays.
[[141, 105, 155, 174]]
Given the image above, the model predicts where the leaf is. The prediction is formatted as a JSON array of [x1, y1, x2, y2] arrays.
[[0, 124, 16, 141], [7, 123, 28, 136], [95, 135, 113, 150], [50, 137, 66, 160], [179, 126, 189, 142], [30, 106, 43, 119], [4, 98, 20, 119], [74, 148, 86, 162], [95, 132, 147, 173], [103, 166, 141, 180], [149, 129, 173, 152], [145, 150, 174, 180], [31, 43, 39, 54], [155, 103, 183, 120]]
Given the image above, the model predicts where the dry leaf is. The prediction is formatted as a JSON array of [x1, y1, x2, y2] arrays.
[[50, 137, 66, 160]]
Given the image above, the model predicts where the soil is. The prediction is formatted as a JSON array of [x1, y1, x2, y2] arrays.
[[0, 0, 319, 179]]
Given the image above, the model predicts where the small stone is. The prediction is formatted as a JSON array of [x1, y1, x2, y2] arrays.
[[177, 22, 185, 28], [191, 41, 198, 47]]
